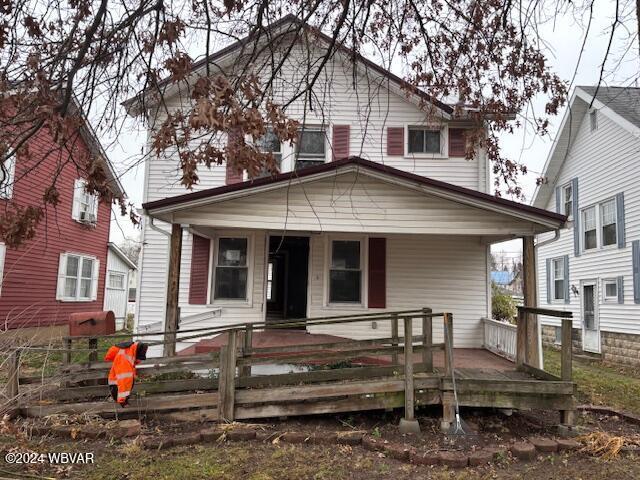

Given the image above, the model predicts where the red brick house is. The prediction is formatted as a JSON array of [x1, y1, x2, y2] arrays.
[[0, 104, 124, 336]]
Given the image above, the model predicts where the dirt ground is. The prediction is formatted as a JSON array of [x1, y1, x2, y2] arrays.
[[2, 407, 639, 480]]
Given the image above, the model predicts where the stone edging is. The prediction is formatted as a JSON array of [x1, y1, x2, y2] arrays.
[[139, 427, 582, 468]]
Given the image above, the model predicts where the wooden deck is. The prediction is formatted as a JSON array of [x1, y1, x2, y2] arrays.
[[11, 308, 576, 431]]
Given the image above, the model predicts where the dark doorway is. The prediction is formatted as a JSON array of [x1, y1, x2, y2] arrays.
[[266, 235, 309, 325]]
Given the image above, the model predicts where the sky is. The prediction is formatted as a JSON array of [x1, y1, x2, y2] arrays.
[[104, 1, 638, 256]]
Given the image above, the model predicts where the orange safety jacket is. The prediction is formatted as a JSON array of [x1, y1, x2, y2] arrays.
[[105, 342, 141, 405]]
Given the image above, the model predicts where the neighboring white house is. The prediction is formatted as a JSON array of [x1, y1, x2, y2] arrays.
[[126, 15, 565, 354], [104, 243, 137, 330], [533, 86, 640, 366]]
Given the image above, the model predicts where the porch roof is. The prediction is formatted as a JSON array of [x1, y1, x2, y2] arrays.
[[143, 156, 566, 235]]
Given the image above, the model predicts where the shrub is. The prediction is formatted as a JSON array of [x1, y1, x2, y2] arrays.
[[492, 283, 517, 323]]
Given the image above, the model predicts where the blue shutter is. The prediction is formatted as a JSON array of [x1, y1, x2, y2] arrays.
[[555, 186, 561, 213], [616, 193, 625, 248], [633, 240, 640, 304], [572, 178, 580, 257], [617, 276, 624, 304], [563, 255, 570, 304], [546, 258, 552, 304]]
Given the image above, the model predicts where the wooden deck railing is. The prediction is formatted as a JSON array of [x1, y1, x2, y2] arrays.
[[482, 317, 517, 361]]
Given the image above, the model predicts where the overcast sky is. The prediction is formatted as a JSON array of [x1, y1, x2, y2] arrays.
[[105, 1, 638, 254]]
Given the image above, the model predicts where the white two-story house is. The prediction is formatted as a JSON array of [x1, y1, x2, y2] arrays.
[[126, 15, 564, 355], [533, 86, 640, 366]]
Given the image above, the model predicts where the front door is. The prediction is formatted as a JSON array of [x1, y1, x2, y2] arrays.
[[581, 281, 600, 353]]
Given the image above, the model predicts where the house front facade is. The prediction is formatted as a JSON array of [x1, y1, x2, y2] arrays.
[[0, 103, 124, 338], [533, 86, 640, 366], [104, 243, 137, 330], [130, 16, 564, 355]]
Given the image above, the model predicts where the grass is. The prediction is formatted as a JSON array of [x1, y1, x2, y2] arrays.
[[543, 348, 640, 414]]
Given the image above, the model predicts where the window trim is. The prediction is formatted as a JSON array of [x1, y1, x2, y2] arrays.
[[404, 124, 446, 158], [294, 125, 328, 171], [57, 252, 99, 302], [208, 233, 254, 307], [254, 128, 283, 179], [107, 271, 127, 291], [602, 278, 618, 303], [0, 158, 15, 199], [72, 178, 99, 225], [561, 182, 573, 219], [580, 196, 621, 252], [550, 257, 566, 303], [324, 235, 367, 308]]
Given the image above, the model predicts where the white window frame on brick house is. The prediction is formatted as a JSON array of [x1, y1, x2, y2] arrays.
[[56, 253, 99, 302], [72, 179, 99, 224], [405, 124, 446, 158]]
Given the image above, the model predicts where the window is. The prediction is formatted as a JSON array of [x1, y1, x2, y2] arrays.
[[562, 183, 573, 218], [329, 240, 362, 303], [554, 327, 562, 345], [213, 237, 248, 300], [72, 179, 98, 224], [57, 253, 98, 301], [108, 272, 125, 290], [590, 109, 598, 132], [600, 199, 617, 246], [0, 159, 15, 199], [602, 279, 618, 303], [255, 129, 282, 178], [296, 127, 326, 170], [408, 127, 441, 154], [582, 206, 597, 250], [552, 258, 565, 301]]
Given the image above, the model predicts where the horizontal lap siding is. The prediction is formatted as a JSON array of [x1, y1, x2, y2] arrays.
[[308, 234, 487, 348], [0, 129, 110, 329], [537, 109, 640, 335]]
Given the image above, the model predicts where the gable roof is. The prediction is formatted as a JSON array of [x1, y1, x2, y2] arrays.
[[123, 14, 453, 117], [108, 242, 137, 270], [143, 156, 565, 229], [532, 85, 640, 209]]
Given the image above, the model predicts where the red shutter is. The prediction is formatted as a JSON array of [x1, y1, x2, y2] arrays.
[[332, 125, 350, 160], [368, 237, 386, 308], [448, 128, 466, 157], [189, 235, 210, 304], [226, 129, 243, 184], [387, 127, 404, 156]]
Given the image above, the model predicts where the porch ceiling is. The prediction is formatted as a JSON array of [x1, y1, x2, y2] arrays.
[[143, 157, 565, 236]]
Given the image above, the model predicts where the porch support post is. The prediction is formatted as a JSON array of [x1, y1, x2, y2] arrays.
[[391, 314, 399, 365], [399, 316, 420, 434], [560, 317, 576, 426], [164, 223, 183, 357], [421, 307, 433, 373], [522, 235, 540, 367]]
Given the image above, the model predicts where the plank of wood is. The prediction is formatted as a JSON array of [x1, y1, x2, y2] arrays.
[[457, 391, 574, 410], [441, 378, 574, 395], [61, 353, 219, 372], [517, 306, 572, 318], [517, 363, 562, 381]]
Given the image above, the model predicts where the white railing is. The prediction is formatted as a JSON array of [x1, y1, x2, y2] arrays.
[[482, 317, 517, 362]]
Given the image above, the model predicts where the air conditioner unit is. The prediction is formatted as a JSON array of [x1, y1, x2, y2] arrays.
[[79, 210, 96, 224]]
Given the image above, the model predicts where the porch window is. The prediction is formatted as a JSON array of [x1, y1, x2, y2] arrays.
[[582, 206, 597, 250], [600, 199, 617, 246], [213, 237, 248, 300], [329, 240, 361, 303], [296, 127, 326, 170], [552, 258, 565, 301], [255, 129, 282, 178], [408, 127, 441, 154]]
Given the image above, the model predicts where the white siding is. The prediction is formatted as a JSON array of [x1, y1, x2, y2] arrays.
[[104, 249, 133, 330], [537, 108, 640, 335]]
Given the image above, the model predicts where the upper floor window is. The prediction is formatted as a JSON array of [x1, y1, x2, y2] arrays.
[[255, 129, 282, 178], [72, 179, 98, 224], [589, 109, 598, 132], [56, 253, 99, 302], [0, 159, 15, 199], [408, 127, 441, 154], [600, 199, 617, 246], [562, 183, 573, 218], [213, 237, 248, 301], [329, 240, 362, 303], [296, 127, 326, 171], [582, 206, 597, 250]]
